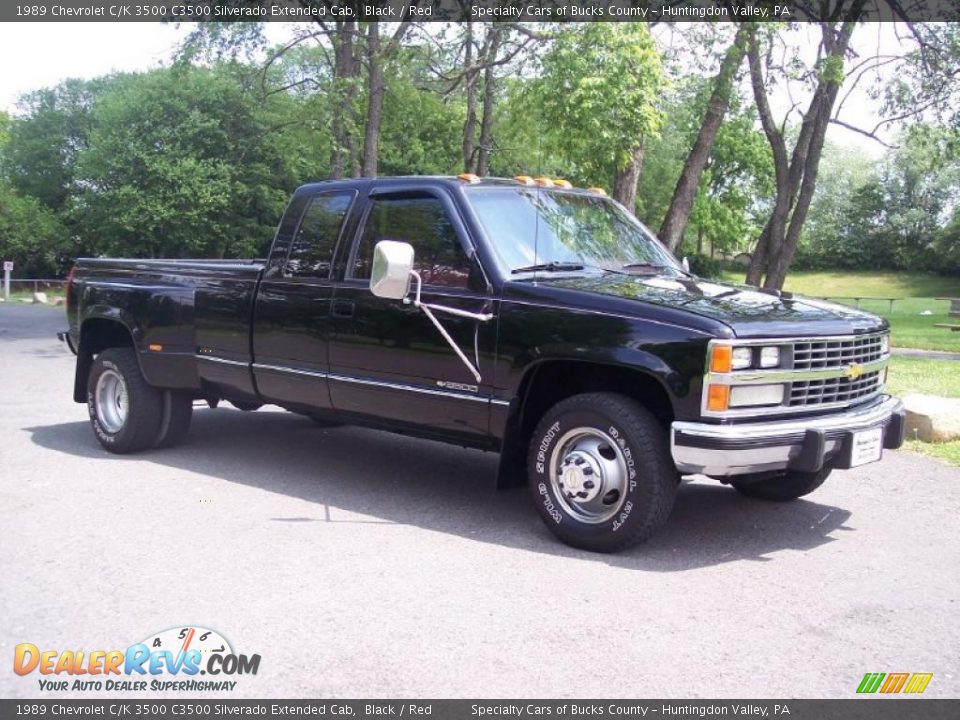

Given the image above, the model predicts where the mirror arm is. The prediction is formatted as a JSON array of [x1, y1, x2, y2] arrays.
[[403, 270, 492, 383]]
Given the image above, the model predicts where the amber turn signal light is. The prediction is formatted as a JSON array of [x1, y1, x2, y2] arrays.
[[710, 345, 732, 374], [707, 384, 730, 412]]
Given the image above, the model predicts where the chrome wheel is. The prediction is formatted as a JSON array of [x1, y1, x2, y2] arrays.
[[95, 369, 128, 434], [549, 426, 630, 524]]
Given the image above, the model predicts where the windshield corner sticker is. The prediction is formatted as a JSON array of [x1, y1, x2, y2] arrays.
[[13, 626, 260, 693]]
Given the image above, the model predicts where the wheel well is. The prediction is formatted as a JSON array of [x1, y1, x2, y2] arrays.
[[73, 319, 136, 402], [517, 361, 674, 437], [496, 360, 675, 488], [79, 318, 135, 354]]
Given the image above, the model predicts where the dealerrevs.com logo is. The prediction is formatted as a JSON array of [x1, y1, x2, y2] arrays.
[[14, 626, 261, 692]]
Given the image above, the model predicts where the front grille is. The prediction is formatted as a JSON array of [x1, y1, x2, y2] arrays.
[[789, 370, 883, 407], [704, 332, 890, 417], [792, 335, 885, 371]]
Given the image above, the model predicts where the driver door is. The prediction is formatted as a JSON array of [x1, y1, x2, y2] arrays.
[[327, 189, 497, 441]]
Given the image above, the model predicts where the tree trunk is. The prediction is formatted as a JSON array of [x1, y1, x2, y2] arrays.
[[330, 21, 358, 180], [659, 25, 749, 251], [476, 26, 503, 177], [612, 142, 645, 213], [756, 14, 862, 289], [764, 81, 839, 288], [461, 23, 478, 173], [361, 23, 384, 177]]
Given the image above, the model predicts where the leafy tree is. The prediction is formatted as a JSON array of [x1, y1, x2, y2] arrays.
[[660, 24, 749, 251], [793, 145, 886, 270], [528, 23, 664, 211], [73, 65, 295, 259], [878, 125, 960, 270], [935, 208, 960, 275], [0, 181, 66, 276], [3, 78, 108, 212], [0, 111, 9, 150], [377, 50, 464, 175]]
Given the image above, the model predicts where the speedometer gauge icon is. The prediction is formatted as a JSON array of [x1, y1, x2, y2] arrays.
[[140, 626, 233, 658]]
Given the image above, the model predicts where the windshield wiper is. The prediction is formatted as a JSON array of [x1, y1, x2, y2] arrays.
[[511, 261, 585, 274]]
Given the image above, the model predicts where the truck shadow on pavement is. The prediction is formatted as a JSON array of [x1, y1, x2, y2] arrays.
[[27, 408, 854, 571]]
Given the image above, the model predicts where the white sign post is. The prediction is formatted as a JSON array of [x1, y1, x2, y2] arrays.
[[2, 261, 12, 301]]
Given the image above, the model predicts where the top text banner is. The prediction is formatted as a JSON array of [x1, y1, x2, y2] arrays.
[[4, 0, 959, 23]]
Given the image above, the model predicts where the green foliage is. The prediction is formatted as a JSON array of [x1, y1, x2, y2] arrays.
[[935, 208, 960, 275], [642, 76, 772, 258], [797, 127, 960, 274], [72, 65, 295, 259], [377, 50, 464, 176], [3, 77, 109, 212], [687, 254, 724, 279], [0, 180, 66, 275], [528, 24, 664, 184], [0, 110, 9, 150]]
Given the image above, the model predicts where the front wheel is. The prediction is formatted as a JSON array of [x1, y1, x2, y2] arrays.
[[527, 392, 677, 553], [731, 468, 831, 502], [87, 347, 163, 454]]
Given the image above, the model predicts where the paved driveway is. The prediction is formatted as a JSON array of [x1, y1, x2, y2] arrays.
[[1, 304, 958, 698]]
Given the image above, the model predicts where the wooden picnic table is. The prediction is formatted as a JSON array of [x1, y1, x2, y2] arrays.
[[936, 297, 960, 317], [935, 297, 960, 331]]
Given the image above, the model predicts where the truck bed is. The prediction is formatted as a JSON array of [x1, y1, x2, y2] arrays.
[[69, 257, 268, 404]]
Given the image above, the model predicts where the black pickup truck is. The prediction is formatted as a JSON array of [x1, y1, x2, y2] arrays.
[[60, 175, 905, 552]]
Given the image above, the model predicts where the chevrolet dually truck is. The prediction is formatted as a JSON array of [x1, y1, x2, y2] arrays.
[[59, 175, 906, 552]]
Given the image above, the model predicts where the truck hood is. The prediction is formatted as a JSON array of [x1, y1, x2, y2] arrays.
[[541, 274, 888, 338]]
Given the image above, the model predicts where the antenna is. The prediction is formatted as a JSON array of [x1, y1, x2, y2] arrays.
[[533, 132, 542, 277]]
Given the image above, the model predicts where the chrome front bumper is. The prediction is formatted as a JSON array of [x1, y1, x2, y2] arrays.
[[671, 395, 905, 477]]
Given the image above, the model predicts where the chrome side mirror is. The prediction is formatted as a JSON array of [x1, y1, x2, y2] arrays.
[[370, 240, 414, 300]]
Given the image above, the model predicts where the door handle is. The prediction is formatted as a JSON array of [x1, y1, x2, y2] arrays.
[[332, 300, 355, 318]]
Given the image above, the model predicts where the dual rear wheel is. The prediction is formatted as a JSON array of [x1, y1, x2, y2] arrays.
[[87, 348, 192, 454]]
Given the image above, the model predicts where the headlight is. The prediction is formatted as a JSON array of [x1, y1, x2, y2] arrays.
[[731, 347, 753, 370], [729, 384, 786, 408], [759, 346, 780, 368], [709, 343, 782, 373], [880, 335, 890, 354]]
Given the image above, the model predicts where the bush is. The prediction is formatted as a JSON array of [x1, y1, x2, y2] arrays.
[[687, 254, 724, 278]]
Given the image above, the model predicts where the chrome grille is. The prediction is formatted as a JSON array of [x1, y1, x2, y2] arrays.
[[789, 370, 883, 407], [792, 335, 885, 370]]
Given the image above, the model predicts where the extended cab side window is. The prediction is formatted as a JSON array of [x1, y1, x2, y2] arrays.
[[285, 192, 354, 278], [352, 194, 473, 289]]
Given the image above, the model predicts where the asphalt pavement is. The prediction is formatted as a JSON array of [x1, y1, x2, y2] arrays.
[[1, 303, 958, 699]]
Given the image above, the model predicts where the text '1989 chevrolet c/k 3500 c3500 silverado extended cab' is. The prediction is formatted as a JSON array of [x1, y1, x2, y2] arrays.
[[59, 174, 906, 552]]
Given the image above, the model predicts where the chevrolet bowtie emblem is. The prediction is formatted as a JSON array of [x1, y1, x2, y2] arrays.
[[845, 362, 864, 380]]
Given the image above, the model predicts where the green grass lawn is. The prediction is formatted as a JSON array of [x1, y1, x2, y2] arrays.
[[720, 269, 959, 298], [886, 356, 960, 467], [886, 356, 960, 398], [902, 439, 960, 467], [720, 270, 960, 352]]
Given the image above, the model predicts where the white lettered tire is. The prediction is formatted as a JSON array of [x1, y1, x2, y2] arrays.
[[87, 347, 163, 454], [527, 392, 677, 552]]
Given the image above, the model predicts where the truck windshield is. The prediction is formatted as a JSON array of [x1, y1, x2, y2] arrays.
[[465, 187, 682, 276]]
